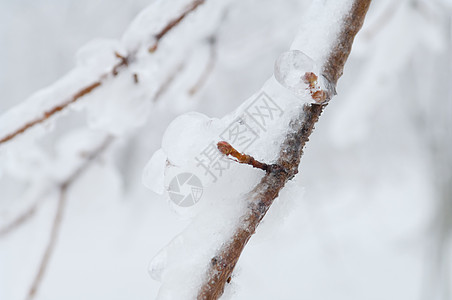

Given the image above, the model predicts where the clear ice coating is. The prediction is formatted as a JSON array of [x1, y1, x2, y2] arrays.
[[274, 50, 317, 97]]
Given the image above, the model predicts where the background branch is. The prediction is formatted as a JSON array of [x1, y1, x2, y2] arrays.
[[188, 35, 217, 96], [25, 187, 67, 300], [25, 136, 113, 300], [0, 0, 206, 146], [0, 200, 40, 238]]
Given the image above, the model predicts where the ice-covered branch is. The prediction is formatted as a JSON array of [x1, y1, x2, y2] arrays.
[[0, 82, 102, 145], [197, 1, 371, 298], [144, 1, 371, 298], [0, 0, 206, 145]]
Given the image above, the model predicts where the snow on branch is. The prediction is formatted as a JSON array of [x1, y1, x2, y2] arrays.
[[0, 82, 102, 145], [0, 0, 206, 145], [144, 0, 371, 299]]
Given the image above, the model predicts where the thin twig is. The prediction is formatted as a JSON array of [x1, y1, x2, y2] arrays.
[[152, 63, 186, 102], [0, 201, 39, 237], [133, 73, 139, 84], [62, 137, 113, 186], [25, 186, 67, 300], [188, 8, 228, 96], [198, 1, 372, 299], [25, 136, 113, 300], [188, 36, 217, 96], [217, 141, 277, 172], [148, 0, 206, 52], [0, 0, 206, 146]]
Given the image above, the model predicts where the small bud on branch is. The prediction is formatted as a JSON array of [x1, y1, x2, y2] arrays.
[[217, 141, 287, 175], [302, 72, 328, 104], [217, 141, 269, 171]]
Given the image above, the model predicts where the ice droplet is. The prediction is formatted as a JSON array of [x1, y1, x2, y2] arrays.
[[274, 50, 317, 97]]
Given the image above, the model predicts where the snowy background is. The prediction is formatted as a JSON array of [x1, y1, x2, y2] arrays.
[[0, 0, 451, 299]]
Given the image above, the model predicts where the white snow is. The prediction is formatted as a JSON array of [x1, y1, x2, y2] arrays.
[[290, 0, 354, 66]]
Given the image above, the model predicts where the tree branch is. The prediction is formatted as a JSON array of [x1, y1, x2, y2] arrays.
[[0, 187, 53, 238], [0, 200, 40, 238], [152, 63, 186, 103], [25, 186, 67, 300], [25, 136, 113, 300], [197, 1, 372, 299], [149, 0, 205, 52], [0, 82, 101, 145], [188, 35, 217, 96], [0, 0, 206, 146]]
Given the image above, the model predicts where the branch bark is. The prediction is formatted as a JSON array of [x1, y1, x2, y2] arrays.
[[197, 1, 372, 299]]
